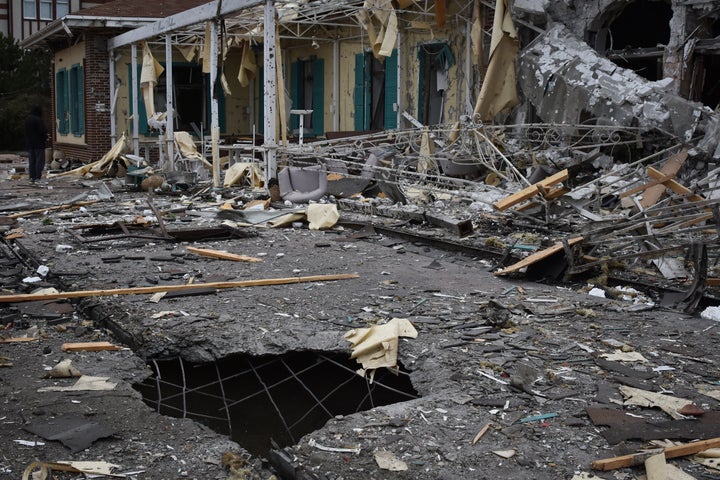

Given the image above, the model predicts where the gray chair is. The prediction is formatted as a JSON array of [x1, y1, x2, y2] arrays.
[[277, 165, 328, 203]]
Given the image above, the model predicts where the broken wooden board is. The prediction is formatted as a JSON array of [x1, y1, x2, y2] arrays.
[[495, 237, 583, 276], [8, 200, 101, 219], [639, 148, 689, 209], [61, 342, 123, 352], [186, 246, 263, 263], [0, 273, 360, 303], [0, 337, 38, 343], [493, 169, 569, 211], [592, 436, 720, 471], [647, 167, 705, 202]]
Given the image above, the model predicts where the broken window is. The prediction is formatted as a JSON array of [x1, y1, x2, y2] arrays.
[[694, 53, 720, 108], [129, 63, 226, 135], [590, 0, 672, 81], [290, 56, 324, 137], [353, 49, 398, 131], [589, 0, 672, 80], [417, 42, 454, 125]]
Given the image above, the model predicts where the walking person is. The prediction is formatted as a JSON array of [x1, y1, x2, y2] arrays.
[[25, 105, 48, 184]]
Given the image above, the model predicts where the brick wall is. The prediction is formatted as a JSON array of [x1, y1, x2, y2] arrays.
[[83, 32, 112, 163]]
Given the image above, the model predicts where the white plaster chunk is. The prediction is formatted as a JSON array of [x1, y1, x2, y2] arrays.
[[642, 102, 670, 122], [513, 0, 548, 14]]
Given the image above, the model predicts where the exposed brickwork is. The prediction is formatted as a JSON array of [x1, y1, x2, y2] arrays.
[[83, 31, 112, 163]]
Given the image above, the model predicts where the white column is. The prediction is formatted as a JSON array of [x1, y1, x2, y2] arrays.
[[109, 49, 116, 145], [210, 19, 221, 187], [465, 20, 472, 115], [263, 0, 277, 180], [333, 38, 339, 131], [165, 34, 174, 172], [131, 43, 139, 155], [396, 31, 401, 128]]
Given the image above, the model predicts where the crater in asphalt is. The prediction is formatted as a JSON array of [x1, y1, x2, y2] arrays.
[[134, 351, 419, 456]]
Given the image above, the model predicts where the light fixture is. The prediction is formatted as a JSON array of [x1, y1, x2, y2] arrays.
[[311, 37, 319, 50]]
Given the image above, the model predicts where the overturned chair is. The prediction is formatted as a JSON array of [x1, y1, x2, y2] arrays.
[[277, 164, 328, 203]]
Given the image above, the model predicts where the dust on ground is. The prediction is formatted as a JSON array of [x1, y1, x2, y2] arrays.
[[2, 155, 719, 480]]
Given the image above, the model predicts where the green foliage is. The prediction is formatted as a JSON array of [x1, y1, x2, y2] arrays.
[[0, 33, 51, 151]]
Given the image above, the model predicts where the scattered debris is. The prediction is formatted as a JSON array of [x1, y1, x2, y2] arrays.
[[374, 450, 408, 471], [23, 415, 116, 452], [618, 385, 703, 420], [38, 375, 118, 392], [45, 359, 82, 378], [344, 317, 418, 378]]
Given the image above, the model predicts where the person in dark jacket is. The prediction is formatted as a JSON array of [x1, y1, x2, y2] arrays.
[[25, 105, 48, 184]]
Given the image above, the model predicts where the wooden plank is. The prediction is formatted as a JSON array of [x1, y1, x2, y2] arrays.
[[639, 148, 689, 209], [8, 200, 100, 219], [0, 337, 39, 343], [0, 273, 360, 303], [619, 172, 677, 199], [495, 237, 583, 276], [186, 246, 263, 263], [61, 341, 123, 352], [493, 169, 568, 211], [592, 437, 720, 471], [647, 167, 705, 202]]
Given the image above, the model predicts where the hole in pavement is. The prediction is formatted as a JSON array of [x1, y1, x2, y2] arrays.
[[133, 351, 419, 456]]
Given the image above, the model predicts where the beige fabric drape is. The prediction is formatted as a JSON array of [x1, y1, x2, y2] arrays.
[[473, 0, 519, 121], [238, 40, 258, 87], [140, 42, 164, 117]]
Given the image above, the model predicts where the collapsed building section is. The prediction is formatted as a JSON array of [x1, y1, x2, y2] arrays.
[[518, 23, 708, 141]]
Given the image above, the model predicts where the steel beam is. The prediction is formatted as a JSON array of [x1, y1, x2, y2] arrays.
[[107, 0, 263, 49]]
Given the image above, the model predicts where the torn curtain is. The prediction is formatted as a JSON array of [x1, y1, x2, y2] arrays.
[[140, 42, 164, 118], [473, 0, 519, 121]]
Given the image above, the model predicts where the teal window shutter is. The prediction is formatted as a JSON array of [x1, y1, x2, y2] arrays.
[[55, 68, 69, 134], [290, 60, 300, 131], [353, 54, 364, 131], [77, 65, 84, 134], [311, 58, 324, 136], [384, 49, 398, 129], [69, 64, 84, 135], [127, 65, 148, 134]]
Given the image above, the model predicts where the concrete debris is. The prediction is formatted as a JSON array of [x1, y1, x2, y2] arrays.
[[518, 24, 710, 140], [373, 450, 408, 471], [38, 375, 118, 392]]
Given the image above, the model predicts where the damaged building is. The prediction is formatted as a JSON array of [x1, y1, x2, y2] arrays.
[[3, 0, 720, 478]]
